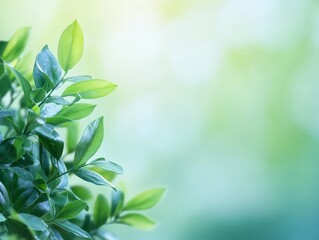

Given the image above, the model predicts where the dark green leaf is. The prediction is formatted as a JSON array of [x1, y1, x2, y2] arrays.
[[88, 158, 123, 174], [58, 20, 84, 71], [111, 190, 124, 218], [117, 213, 156, 230], [62, 80, 117, 99], [71, 185, 92, 201], [18, 213, 47, 231], [0, 58, 5, 79], [0, 139, 16, 165], [74, 117, 103, 166], [2, 27, 31, 62], [57, 200, 87, 219], [33, 45, 62, 90], [9, 167, 34, 181], [0, 41, 8, 56], [93, 194, 109, 228], [53, 220, 92, 239], [74, 168, 115, 189], [35, 124, 64, 159], [9, 67, 34, 107], [124, 188, 165, 211]]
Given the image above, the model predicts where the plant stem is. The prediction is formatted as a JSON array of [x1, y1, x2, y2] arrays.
[[39, 71, 68, 107]]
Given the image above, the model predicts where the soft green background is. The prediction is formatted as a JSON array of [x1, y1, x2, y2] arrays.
[[1, 0, 319, 239]]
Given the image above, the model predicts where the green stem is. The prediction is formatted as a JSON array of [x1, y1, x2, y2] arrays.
[[39, 71, 68, 107]]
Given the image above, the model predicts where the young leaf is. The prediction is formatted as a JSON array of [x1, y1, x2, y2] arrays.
[[46, 103, 96, 125], [2, 27, 31, 62], [62, 80, 117, 99], [35, 124, 64, 159], [74, 168, 115, 189], [74, 117, 103, 166], [18, 213, 47, 231], [57, 200, 87, 220], [93, 194, 109, 227], [123, 188, 165, 211], [71, 185, 92, 201], [58, 20, 84, 71], [33, 45, 62, 90], [88, 158, 123, 174], [53, 220, 92, 239], [117, 213, 156, 230]]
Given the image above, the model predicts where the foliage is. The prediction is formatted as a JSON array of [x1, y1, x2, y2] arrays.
[[0, 20, 165, 240]]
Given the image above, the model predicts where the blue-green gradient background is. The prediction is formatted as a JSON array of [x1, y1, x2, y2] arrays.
[[1, 0, 319, 239]]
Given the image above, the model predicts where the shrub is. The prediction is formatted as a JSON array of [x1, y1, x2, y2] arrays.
[[0, 20, 164, 240]]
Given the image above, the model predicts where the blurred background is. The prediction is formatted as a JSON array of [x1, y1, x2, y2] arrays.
[[1, 0, 319, 239]]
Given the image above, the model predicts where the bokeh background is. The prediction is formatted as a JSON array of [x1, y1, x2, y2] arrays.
[[1, 0, 319, 239]]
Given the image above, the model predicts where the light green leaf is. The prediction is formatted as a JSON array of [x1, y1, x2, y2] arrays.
[[19, 213, 47, 231], [58, 20, 84, 71], [64, 75, 92, 82], [71, 185, 92, 201], [88, 158, 123, 174], [46, 103, 95, 125], [74, 117, 103, 166], [117, 213, 156, 230], [67, 123, 78, 153], [124, 188, 165, 211], [74, 168, 115, 190], [35, 124, 64, 159], [93, 194, 109, 227], [53, 220, 92, 239], [2, 27, 31, 62], [62, 80, 117, 99], [57, 200, 87, 219]]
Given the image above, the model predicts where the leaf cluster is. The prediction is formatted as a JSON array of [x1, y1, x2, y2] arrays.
[[0, 21, 165, 240]]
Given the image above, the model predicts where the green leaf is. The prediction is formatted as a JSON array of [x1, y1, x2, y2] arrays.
[[58, 20, 84, 71], [0, 182, 10, 210], [74, 117, 103, 166], [93, 194, 109, 227], [111, 190, 124, 218], [66, 123, 78, 153], [62, 80, 117, 99], [71, 185, 92, 201], [117, 213, 156, 230], [46, 103, 96, 125], [33, 45, 62, 90], [53, 220, 92, 239], [0, 213, 5, 222], [74, 168, 115, 189], [31, 88, 46, 103], [64, 75, 92, 82], [9, 167, 34, 181], [57, 200, 87, 220], [88, 158, 123, 174], [0, 41, 8, 56], [0, 139, 17, 165], [9, 67, 34, 107], [2, 27, 31, 62], [35, 124, 64, 159], [18, 213, 47, 231], [0, 58, 5, 79], [124, 188, 165, 211], [40, 102, 62, 118], [0, 110, 15, 118]]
